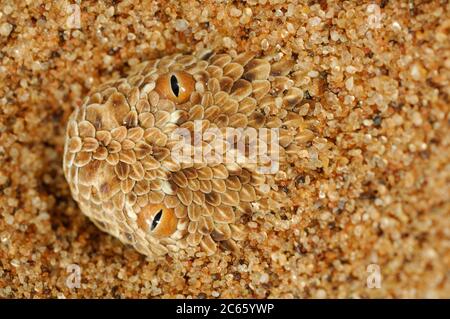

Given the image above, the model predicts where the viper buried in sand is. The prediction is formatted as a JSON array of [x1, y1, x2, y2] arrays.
[[63, 49, 305, 259]]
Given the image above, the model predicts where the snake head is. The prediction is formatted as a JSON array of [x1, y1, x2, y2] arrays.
[[63, 50, 296, 259]]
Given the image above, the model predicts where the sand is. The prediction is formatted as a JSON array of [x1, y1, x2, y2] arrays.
[[0, 0, 449, 298]]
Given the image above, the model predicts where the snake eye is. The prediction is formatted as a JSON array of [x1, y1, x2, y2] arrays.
[[138, 204, 177, 238], [155, 71, 195, 104], [170, 75, 180, 97]]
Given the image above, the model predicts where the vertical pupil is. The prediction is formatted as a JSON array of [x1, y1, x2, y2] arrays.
[[151, 210, 163, 231], [170, 75, 180, 97]]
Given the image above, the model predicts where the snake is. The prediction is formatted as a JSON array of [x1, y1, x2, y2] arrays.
[[63, 49, 304, 259]]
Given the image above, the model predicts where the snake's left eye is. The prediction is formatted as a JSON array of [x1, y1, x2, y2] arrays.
[[155, 71, 195, 104], [138, 204, 177, 238]]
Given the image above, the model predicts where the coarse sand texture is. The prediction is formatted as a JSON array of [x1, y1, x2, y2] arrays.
[[0, 1, 449, 298]]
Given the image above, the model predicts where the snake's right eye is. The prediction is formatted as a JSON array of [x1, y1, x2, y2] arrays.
[[155, 71, 195, 104], [170, 75, 180, 97], [138, 204, 177, 238]]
